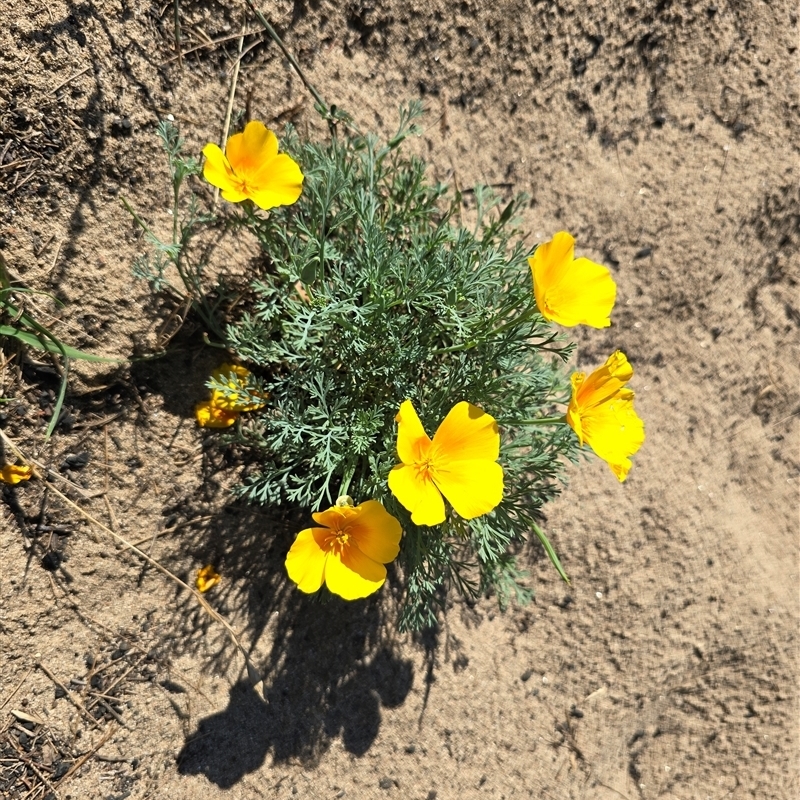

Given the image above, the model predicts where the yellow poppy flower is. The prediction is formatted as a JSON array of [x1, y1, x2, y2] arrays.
[[196, 564, 221, 593], [0, 464, 33, 484], [209, 363, 266, 412], [194, 363, 266, 427], [528, 231, 616, 328], [194, 400, 239, 428], [566, 350, 645, 482], [285, 499, 402, 600], [388, 400, 504, 526], [202, 120, 304, 211]]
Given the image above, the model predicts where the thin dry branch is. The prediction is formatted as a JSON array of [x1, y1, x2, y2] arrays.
[[0, 429, 266, 696]]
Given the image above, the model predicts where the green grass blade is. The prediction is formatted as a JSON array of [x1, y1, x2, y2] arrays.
[[531, 520, 570, 584], [0, 326, 122, 362]]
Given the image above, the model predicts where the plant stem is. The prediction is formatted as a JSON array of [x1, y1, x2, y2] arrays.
[[120, 195, 157, 239], [244, 0, 329, 116], [513, 415, 567, 426], [432, 306, 540, 355], [531, 520, 570, 584]]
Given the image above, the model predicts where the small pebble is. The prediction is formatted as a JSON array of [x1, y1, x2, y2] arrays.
[[61, 452, 89, 470], [41, 551, 63, 571]]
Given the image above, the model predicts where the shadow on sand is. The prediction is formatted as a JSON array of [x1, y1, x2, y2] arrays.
[[128, 343, 416, 786]]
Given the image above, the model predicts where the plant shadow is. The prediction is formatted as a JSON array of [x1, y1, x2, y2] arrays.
[[122, 322, 421, 784], [165, 498, 414, 784], [129, 338, 417, 780]]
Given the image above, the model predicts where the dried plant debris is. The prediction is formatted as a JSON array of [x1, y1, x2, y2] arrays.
[[2, 642, 157, 798], [0, 711, 73, 800], [61, 641, 150, 725]]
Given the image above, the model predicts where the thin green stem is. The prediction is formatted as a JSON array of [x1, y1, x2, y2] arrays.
[[172, 177, 181, 248], [244, 0, 328, 116], [513, 415, 567, 426], [432, 306, 540, 355], [120, 195, 157, 240], [531, 520, 569, 584]]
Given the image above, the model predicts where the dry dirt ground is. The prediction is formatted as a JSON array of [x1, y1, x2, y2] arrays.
[[1, 1, 798, 798]]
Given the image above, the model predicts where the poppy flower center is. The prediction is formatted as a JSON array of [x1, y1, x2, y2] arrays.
[[414, 454, 438, 481], [540, 290, 556, 318], [234, 176, 252, 195], [324, 526, 351, 554]]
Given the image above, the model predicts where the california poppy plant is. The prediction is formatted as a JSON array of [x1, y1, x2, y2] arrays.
[[566, 351, 645, 481], [388, 400, 504, 526], [195, 363, 265, 428], [202, 120, 304, 211], [285, 499, 402, 600], [529, 231, 616, 328]]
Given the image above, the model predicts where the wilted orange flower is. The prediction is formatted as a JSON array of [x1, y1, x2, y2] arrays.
[[194, 401, 239, 428], [566, 350, 645, 481], [529, 231, 616, 328], [202, 121, 303, 211], [0, 464, 33, 484], [195, 363, 266, 428], [388, 400, 504, 526], [285, 498, 402, 600], [208, 363, 265, 412], [196, 564, 221, 593]]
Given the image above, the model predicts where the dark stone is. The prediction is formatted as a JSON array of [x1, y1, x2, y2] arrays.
[[61, 452, 90, 470], [41, 551, 63, 571]]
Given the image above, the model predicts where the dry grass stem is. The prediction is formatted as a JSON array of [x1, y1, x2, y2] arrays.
[[50, 66, 91, 95]]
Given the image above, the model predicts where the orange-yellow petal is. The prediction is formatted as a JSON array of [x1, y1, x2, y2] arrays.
[[431, 460, 504, 520], [285, 527, 328, 593], [195, 400, 238, 428], [203, 122, 303, 209], [430, 401, 500, 464], [531, 230, 575, 294], [209, 363, 266, 412], [565, 372, 587, 445], [346, 500, 402, 564], [0, 464, 33, 484], [225, 121, 279, 176], [388, 464, 446, 526], [395, 399, 432, 465], [578, 388, 644, 482], [196, 564, 221, 593], [248, 153, 304, 211], [573, 350, 633, 410], [530, 231, 616, 328], [311, 505, 347, 529], [202, 143, 239, 195], [324, 547, 387, 600], [566, 351, 645, 482]]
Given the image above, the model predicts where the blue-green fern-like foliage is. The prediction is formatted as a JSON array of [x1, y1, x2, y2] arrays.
[[139, 107, 579, 631], [221, 104, 578, 630]]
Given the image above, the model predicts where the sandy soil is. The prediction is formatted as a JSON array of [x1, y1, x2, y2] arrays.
[[1, 1, 798, 798]]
